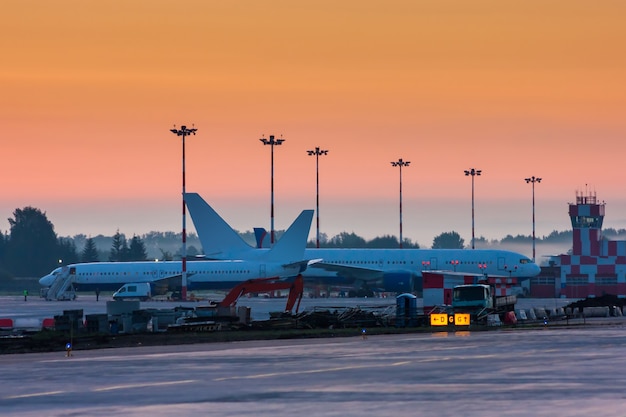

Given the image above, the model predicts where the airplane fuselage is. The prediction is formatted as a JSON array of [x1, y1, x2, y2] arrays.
[[39, 260, 303, 293], [301, 248, 538, 292], [198, 247, 540, 293]]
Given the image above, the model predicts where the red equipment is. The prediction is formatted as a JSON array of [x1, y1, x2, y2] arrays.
[[218, 275, 304, 314]]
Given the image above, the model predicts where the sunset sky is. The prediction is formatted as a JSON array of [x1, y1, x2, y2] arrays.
[[2, 1, 626, 257]]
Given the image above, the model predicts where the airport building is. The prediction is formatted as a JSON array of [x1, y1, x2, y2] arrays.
[[531, 191, 626, 298]]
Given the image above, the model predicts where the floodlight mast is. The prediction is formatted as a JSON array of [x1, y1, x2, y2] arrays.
[[260, 135, 285, 246], [525, 176, 542, 262], [391, 159, 410, 249], [464, 168, 482, 249], [170, 124, 197, 301], [307, 147, 328, 248]]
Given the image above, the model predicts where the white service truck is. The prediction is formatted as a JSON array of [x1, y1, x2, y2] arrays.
[[112, 283, 152, 301]]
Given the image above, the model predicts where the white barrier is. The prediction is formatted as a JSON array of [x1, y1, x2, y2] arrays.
[[583, 306, 610, 318], [515, 309, 528, 321]]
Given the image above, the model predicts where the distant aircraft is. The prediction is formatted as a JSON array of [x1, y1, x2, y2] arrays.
[[185, 192, 541, 294], [39, 209, 314, 300]]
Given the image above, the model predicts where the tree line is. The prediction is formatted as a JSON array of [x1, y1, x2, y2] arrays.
[[3, 205, 623, 279], [0, 207, 151, 279]]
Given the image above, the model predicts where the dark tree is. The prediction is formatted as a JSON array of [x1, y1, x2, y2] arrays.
[[432, 231, 465, 249], [0, 232, 11, 280], [543, 230, 572, 243], [159, 248, 174, 261], [187, 245, 199, 258], [81, 237, 100, 262], [109, 230, 127, 262], [367, 235, 399, 248], [128, 235, 148, 261], [0, 231, 7, 264], [326, 232, 368, 248], [501, 234, 531, 243], [5, 207, 59, 276], [58, 237, 79, 265]]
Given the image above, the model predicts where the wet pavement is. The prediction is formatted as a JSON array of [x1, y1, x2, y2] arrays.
[[1, 324, 626, 416], [1, 295, 626, 416]]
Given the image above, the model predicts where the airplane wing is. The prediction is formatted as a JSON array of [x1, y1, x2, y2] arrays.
[[307, 262, 384, 282], [282, 259, 324, 274], [150, 272, 196, 293]]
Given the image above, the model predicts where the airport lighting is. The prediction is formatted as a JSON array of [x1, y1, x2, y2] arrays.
[[170, 124, 197, 301], [464, 168, 482, 249], [260, 134, 285, 246], [307, 147, 328, 248], [450, 259, 459, 272], [391, 159, 410, 249], [525, 176, 542, 262]]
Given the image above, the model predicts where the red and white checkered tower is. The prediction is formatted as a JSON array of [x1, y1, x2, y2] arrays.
[[569, 190, 605, 256]]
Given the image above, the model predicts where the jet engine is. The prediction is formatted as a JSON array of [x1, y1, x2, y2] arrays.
[[382, 271, 415, 293]]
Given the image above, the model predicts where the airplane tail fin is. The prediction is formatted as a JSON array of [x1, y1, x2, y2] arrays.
[[184, 192, 254, 259], [263, 210, 314, 263], [253, 228, 269, 249]]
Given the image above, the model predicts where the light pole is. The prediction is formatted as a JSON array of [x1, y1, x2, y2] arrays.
[[260, 134, 285, 246], [464, 168, 482, 249], [525, 176, 542, 262], [307, 147, 328, 248], [170, 124, 197, 301], [391, 158, 410, 248]]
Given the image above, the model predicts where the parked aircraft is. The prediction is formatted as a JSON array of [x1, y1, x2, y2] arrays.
[[39, 209, 314, 299], [185, 192, 541, 293]]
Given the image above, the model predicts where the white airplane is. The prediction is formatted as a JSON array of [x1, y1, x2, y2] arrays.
[[39, 209, 314, 298], [185, 192, 541, 294]]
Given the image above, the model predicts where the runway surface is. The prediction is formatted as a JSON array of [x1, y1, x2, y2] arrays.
[[2, 325, 626, 416], [2, 295, 624, 416]]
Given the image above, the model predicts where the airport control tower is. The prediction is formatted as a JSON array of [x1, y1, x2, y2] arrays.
[[537, 190, 626, 298], [569, 190, 605, 256]]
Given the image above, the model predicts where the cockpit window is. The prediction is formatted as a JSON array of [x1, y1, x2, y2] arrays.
[[519, 258, 530, 264]]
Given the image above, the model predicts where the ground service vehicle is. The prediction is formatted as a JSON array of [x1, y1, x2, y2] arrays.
[[112, 283, 152, 301], [452, 283, 516, 323]]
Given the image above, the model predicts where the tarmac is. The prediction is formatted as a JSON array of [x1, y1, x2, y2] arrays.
[[1, 295, 626, 416], [0, 292, 578, 325], [2, 324, 626, 416]]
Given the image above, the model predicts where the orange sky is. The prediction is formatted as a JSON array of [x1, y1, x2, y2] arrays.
[[2, 1, 626, 255]]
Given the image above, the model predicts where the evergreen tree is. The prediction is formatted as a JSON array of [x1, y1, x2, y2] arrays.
[[0, 232, 11, 280], [5, 207, 59, 276], [81, 237, 100, 262], [109, 230, 126, 262], [128, 235, 148, 261], [120, 239, 130, 261], [432, 231, 465, 249], [58, 237, 79, 265], [0, 231, 6, 265]]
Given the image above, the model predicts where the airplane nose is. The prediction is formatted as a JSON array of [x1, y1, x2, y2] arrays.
[[39, 275, 53, 286], [531, 263, 541, 276]]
